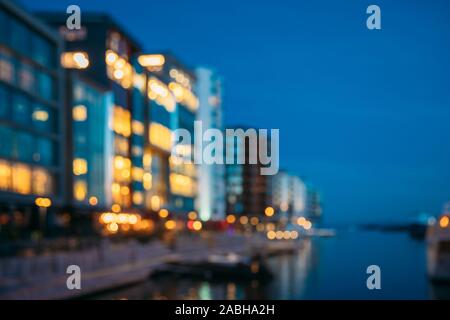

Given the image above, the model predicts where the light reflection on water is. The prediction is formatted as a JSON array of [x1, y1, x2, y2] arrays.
[[91, 230, 450, 300]]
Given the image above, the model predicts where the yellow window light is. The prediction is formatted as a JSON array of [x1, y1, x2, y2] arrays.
[[132, 120, 145, 136], [113, 106, 131, 137], [168, 82, 199, 111], [138, 54, 165, 67], [73, 105, 87, 121], [73, 158, 88, 176], [32, 168, 51, 196], [133, 73, 146, 92], [148, 77, 176, 112], [132, 167, 144, 182], [32, 110, 49, 122], [151, 195, 161, 211], [106, 50, 133, 89], [149, 123, 173, 152], [0, 160, 11, 191], [143, 173, 152, 190], [61, 52, 89, 69], [169, 173, 196, 197], [74, 180, 87, 201], [105, 50, 118, 65], [133, 191, 144, 205]]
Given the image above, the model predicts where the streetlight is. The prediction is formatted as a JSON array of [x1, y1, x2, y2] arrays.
[[35, 197, 52, 236], [264, 206, 275, 217]]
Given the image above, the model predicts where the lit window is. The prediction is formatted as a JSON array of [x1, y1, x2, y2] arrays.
[[133, 191, 144, 205], [32, 109, 49, 122], [132, 120, 144, 136], [148, 77, 175, 112], [150, 195, 161, 211], [170, 173, 196, 197], [113, 106, 131, 137], [73, 105, 87, 121], [149, 123, 172, 152], [61, 52, 89, 69], [32, 168, 52, 195], [168, 82, 198, 111], [11, 163, 31, 194], [105, 50, 133, 89], [132, 167, 144, 182], [74, 180, 87, 201], [133, 73, 146, 92], [143, 173, 152, 190], [73, 158, 88, 175], [0, 160, 11, 190]]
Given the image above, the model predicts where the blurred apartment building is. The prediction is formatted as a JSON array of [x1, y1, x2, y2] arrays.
[[271, 171, 306, 220], [195, 67, 225, 221], [306, 186, 322, 221], [0, 0, 317, 240], [36, 12, 200, 218], [36, 13, 150, 221], [0, 0, 205, 240], [0, 0, 65, 238], [225, 127, 271, 218]]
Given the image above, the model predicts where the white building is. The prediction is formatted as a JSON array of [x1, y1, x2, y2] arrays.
[[195, 67, 225, 221], [271, 172, 306, 217], [289, 175, 306, 217]]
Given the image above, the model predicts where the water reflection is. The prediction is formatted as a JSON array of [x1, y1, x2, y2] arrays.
[[91, 231, 450, 300]]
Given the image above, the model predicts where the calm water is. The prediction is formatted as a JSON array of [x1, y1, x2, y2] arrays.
[[92, 230, 450, 300]]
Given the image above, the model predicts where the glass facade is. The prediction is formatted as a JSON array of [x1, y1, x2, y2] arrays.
[[0, 4, 61, 200], [71, 77, 109, 206]]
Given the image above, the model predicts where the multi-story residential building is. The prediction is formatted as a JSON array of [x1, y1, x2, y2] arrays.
[[288, 175, 307, 218], [35, 13, 147, 218], [195, 67, 225, 221], [271, 172, 306, 220], [139, 53, 199, 216], [226, 127, 271, 219], [165, 56, 198, 215], [271, 170, 290, 215], [0, 0, 65, 239], [306, 186, 322, 221], [39, 13, 199, 220]]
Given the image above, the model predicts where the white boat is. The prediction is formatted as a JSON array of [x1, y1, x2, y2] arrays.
[[426, 202, 450, 282]]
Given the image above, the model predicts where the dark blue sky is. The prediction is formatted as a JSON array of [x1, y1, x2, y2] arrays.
[[20, 0, 450, 224]]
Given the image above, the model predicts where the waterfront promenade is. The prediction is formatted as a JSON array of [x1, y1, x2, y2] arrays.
[[0, 233, 286, 300]]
